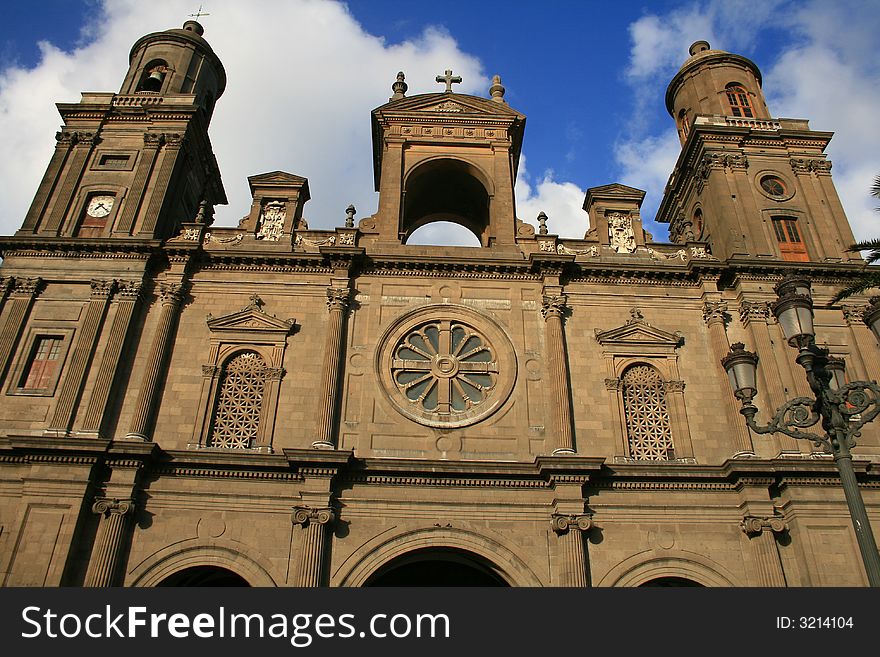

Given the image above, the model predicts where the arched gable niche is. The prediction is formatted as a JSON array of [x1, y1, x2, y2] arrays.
[[401, 158, 494, 245]]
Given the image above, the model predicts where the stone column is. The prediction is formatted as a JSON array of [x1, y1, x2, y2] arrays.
[[80, 281, 143, 436], [551, 513, 592, 587], [84, 497, 135, 587], [312, 286, 350, 449], [0, 277, 42, 381], [542, 293, 575, 453], [702, 301, 753, 455], [739, 300, 801, 454], [0, 277, 13, 316], [20, 131, 77, 233], [139, 134, 184, 236], [841, 305, 880, 383], [291, 506, 335, 587], [43, 131, 98, 235], [741, 515, 788, 586], [47, 280, 115, 436], [114, 133, 163, 235], [126, 282, 185, 441]]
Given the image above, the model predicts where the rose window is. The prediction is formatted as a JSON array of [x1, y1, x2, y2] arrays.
[[393, 321, 497, 415], [378, 305, 516, 428]]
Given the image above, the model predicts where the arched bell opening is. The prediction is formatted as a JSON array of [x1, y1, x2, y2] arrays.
[[155, 565, 251, 587], [401, 159, 491, 246], [365, 547, 510, 587]]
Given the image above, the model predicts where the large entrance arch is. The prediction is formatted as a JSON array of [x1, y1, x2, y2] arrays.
[[337, 526, 543, 587], [366, 548, 509, 587], [157, 565, 250, 587]]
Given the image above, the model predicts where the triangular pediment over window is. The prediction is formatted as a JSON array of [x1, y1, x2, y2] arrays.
[[206, 297, 295, 337], [595, 311, 683, 355]]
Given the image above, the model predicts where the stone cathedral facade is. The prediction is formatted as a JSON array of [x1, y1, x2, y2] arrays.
[[0, 24, 877, 587]]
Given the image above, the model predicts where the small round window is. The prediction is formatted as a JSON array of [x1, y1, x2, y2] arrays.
[[760, 176, 787, 198]]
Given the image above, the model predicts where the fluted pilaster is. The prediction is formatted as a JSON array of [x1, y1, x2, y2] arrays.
[[703, 301, 753, 454], [542, 293, 575, 453], [84, 497, 135, 587], [0, 277, 42, 381], [741, 515, 787, 586], [139, 134, 184, 235], [115, 133, 163, 235], [551, 513, 591, 587], [80, 281, 143, 435], [44, 131, 98, 235], [291, 506, 335, 587], [47, 279, 115, 435], [312, 286, 350, 449], [126, 282, 184, 440]]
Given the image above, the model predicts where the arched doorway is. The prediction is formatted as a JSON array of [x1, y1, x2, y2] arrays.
[[366, 548, 509, 587], [156, 566, 250, 587], [639, 576, 703, 587]]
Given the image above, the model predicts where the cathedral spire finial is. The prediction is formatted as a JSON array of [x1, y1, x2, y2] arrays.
[[490, 74, 506, 103], [435, 69, 462, 93], [390, 71, 408, 100]]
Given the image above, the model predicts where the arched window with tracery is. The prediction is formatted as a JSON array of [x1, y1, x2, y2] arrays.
[[725, 84, 753, 118], [622, 364, 675, 460], [207, 351, 268, 449]]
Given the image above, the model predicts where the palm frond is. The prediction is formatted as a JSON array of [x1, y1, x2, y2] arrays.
[[845, 238, 880, 264], [829, 271, 880, 304], [872, 174, 880, 200]]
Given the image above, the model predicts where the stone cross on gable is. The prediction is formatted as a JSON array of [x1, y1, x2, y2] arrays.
[[435, 69, 462, 93]]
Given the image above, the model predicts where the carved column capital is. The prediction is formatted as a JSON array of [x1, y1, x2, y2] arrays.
[[201, 364, 221, 377], [10, 277, 43, 297], [90, 279, 116, 299], [159, 282, 185, 307], [739, 300, 774, 326], [115, 280, 143, 302], [741, 515, 788, 536], [92, 497, 135, 517], [264, 367, 286, 381], [292, 506, 336, 528], [541, 294, 568, 320], [702, 300, 728, 326], [326, 287, 351, 312], [551, 513, 592, 535], [604, 377, 621, 391], [841, 305, 867, 326]]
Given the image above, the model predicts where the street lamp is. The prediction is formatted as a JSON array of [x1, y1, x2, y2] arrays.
[[722, 275, 880, 587]]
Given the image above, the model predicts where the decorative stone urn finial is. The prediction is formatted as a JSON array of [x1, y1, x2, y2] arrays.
[[490, 74, 506, 102], [391, 71, 408, 100]]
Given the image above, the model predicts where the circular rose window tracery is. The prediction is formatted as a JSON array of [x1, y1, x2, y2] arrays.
[[378, 305, 516, 428]]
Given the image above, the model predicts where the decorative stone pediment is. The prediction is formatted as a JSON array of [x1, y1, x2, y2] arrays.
[[595, 308, 683, 355], [247, 171, 309, 188], [379, 92, 523, 118], [206, 295, 295, 337]]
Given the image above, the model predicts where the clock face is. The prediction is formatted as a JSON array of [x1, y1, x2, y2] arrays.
[[87, 195, 114, 218]]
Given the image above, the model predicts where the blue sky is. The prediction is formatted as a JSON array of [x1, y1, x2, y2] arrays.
[[1, 0, 878, 245]]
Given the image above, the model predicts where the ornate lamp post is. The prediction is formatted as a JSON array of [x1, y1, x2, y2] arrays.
[[722, 275, 880, 586]]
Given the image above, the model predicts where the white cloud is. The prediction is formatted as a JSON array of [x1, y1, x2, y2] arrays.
[[514, 155, 588, 239], [0, 0, 487, 235]]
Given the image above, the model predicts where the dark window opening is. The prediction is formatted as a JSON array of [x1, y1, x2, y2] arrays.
[[21, 336, 62, 390]]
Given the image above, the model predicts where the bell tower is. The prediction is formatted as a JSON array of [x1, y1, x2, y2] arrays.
[[657, 41, 859, 263], [17, 20, 227, 241], [365, 72, 525, 249]]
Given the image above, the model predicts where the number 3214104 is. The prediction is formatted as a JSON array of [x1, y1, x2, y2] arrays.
[[777, 617, 854, 629]]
